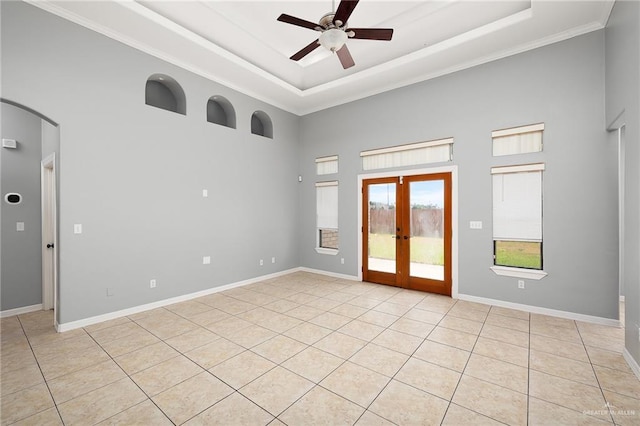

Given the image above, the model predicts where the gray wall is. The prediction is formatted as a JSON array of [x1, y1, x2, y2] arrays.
[[1, 103, 43, 310], [605, 0, 640, 365], [1, 1, 300, 323], [1, 0, 628, 328], [299, 30, 619, 319]]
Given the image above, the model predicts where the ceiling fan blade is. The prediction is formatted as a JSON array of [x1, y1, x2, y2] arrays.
[[278, 14, 320, 31], [290, 39, 320, 61], [336, 44, 355, 69], [348, 28, 394, 41], [333, 0, 359, 25]]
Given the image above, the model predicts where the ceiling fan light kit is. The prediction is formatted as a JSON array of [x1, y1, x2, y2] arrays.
[[277, 0, 393, 69], [319, 28, 348, 52]]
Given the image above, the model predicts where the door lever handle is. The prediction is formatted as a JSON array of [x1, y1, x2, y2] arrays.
[[46, 243, 54, 249]]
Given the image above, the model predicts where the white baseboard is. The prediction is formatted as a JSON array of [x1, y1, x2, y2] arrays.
[[0, 303, 43, 318], [57, 268, 300, 332], [623, 349, 640, 380], [457, 293, 621, 327], [298, 267, 359, 282]]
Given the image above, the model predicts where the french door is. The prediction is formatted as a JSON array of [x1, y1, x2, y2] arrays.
[[363, 173, 452, 296]]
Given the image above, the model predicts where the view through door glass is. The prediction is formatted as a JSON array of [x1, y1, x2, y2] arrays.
[[368, 182, 397, 274], [409, 179, 445, 281]]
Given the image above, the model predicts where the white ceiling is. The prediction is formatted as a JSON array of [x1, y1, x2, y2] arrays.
[[30, 0, 614, 115]]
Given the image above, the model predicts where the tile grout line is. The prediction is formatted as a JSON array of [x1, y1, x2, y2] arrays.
[[15, 315, 66, 426], [82, 326, 177, 426], [439, 301, 498, 425], [576, 322, 618, 424]]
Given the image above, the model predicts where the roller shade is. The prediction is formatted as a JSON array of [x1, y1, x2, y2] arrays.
[[316, 181, 338, 229], [492, 166, 543, 241]]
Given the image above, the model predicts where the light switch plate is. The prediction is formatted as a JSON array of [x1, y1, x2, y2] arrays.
[[2, 138, 17, 149], [16, 222, 24, 231], [203, 256, 211, 264], [202, 189, 208, 198], [469, 221, 483, 229], [74, 224, 82, 234]]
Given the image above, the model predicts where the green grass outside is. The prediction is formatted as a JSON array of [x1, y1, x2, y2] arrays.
[[368, 234, 541, 270], [495, 241, 542, 269], [368, 233, 444, 265]]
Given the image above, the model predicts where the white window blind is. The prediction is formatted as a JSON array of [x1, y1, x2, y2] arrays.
[[316, 155, 338, 175], [491, 164, 544, 241], [360, 138, 453, 170], [492, 123, 544, 156], [316, 181, 338, 229]]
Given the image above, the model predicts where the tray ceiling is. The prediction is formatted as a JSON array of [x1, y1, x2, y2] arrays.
[[30, 1, 614, 115]]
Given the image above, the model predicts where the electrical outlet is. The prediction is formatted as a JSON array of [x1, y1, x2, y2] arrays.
[[518, 280, 525, 289], [203, 256, 211, 265], [271, 257, 276, 264], [341, 258, 345, 265], [259, 259, 264, 266], [150, 279, 156, 288]]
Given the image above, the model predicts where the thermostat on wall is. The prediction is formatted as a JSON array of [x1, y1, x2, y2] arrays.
[[4, 193, 22, 205]]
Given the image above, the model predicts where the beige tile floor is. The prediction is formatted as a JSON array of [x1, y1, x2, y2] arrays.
[[1, 271, 639, 425]]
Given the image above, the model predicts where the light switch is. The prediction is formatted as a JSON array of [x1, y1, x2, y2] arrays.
[[202, 189, 208, 198], [203, 256, 211, 265], [74, 224, 82, 234], [16, 222, 24, 231], [469, 221, 483, 230]]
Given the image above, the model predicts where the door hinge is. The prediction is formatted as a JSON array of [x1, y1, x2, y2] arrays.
[[400, 176, 404, 184]]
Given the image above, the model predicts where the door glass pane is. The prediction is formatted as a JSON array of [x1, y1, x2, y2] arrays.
[[409, 180, 444, 280], [368, 183, 396, 273]]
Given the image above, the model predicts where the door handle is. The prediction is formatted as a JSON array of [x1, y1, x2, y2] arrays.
[[46, 243, 54, 249], [403, 236, 409, 240]]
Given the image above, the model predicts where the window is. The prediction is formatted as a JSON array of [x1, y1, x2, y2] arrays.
[[316, 181, 338, 254], [491, 163, 547, 279], [360, 138, 453, 170], [316, 155, 338, 175], [492, 123, 544, 156]]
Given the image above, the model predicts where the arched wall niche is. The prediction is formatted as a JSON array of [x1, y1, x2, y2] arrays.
[[251, 110, 273, 139], [207, 96, 236, 129], [145, 74, 186, 115]]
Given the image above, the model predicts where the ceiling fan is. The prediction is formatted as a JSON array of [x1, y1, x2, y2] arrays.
[[277, 0, 393, 69]]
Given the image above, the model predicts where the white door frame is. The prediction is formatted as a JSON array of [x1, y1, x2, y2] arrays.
[[41, 153, 57, 319], [357, 165, 459, 298], [618, 126, 626, 304]]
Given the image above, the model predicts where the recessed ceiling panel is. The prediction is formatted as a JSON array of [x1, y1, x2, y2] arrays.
[[33, 0, 614, 114]]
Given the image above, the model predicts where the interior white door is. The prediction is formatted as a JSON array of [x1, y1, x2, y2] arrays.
[[41, 154, 57, 315]]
